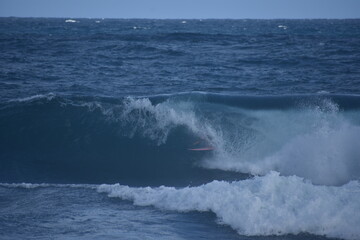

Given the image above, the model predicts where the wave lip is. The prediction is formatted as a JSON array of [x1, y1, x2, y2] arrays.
[[98, 172, 360, 240]]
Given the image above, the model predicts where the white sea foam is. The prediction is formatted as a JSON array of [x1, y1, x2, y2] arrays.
[[111, 97, 217, 145], [98, 172, 360, 240], [0, 183, 52, 188], [102, 97, 360, 186], [0, 183, 97, 189], [9, 92, 56, 103], [3, 174, 359, 239], [65, 19, 77, 23], [202, 100, 360, 186], [278, 25, 288, 30], [64, 96, 360, 186]]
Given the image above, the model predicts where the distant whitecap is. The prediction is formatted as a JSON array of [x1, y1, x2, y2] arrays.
[[65, 19, 77, 23]]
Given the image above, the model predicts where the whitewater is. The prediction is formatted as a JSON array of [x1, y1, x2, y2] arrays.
[[1, 18, 360, 240]]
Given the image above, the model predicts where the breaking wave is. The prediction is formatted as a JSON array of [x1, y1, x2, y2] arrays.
[[98, 172, 360, 240], [2, 172, 359, 240], [1, 92, 360, 185]]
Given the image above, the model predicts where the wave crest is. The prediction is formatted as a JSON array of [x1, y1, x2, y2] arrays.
[[1, 93, 360, 185]]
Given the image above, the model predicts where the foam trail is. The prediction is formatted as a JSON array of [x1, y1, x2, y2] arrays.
[[0, 183, 97, 189], [98, 172, 360, 240], [8, 93, 56, 103]]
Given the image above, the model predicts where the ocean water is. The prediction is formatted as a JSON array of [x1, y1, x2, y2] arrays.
[[1, 18, 360, 240]]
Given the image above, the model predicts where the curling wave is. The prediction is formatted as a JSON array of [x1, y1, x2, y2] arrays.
[[1, 93, 360, 185]]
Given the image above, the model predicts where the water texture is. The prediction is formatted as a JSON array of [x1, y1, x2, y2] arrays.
[[1, 18, 360, 240]]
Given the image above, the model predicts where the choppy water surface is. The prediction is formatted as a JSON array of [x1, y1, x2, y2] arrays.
[[1, 18, 360, 240]]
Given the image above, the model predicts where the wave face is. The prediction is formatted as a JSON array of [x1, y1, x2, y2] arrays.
[[1, 93, 360, 186]]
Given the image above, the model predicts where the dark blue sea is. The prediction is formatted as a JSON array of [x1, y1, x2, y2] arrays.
[[1, 18, 360, 240]]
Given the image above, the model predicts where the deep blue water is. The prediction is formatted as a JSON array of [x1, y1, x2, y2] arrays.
[[1, 18, 360, 240]]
